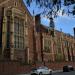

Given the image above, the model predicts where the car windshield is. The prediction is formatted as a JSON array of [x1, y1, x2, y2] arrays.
[[68, 65, 72, 67], [32, 68, 37, 71], [38, 66, 48, 69]]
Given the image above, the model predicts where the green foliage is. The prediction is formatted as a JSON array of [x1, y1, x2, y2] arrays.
[[25, 0, 75, 17], [25, 0, 61, 17], [26, 0, 32, 6], [73, 6, 75, 15], [64, 0, 75, 6]]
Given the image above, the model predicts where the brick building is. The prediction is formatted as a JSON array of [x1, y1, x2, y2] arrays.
[[32, 14, 75, 64], [0, 0, 75, 64], [0, 0, 34, 63]]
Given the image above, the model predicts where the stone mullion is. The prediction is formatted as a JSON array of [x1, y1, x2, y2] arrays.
[[24, 20, 26, 49], [62, 40, 65, 61], [69, 43, 72, 61], [24, 14, 29, 63], [53, 38, 56, 61], [55, 36, 58, 54], [24, 14, 28, 48], [72, 42, 75, 61], [24, 20, 28, 63], [70, 43, 74, 61], [51, 36, 55, 61], [2, 8, 7, 59], [61, 33, 65, 61], [9, 9, 14, 60], [70, 44, 73, 61]]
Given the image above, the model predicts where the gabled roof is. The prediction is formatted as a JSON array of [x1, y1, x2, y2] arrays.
[[21, 0, 33, 19], [0, 0, 7, 3], [0, 0, 33, 20]]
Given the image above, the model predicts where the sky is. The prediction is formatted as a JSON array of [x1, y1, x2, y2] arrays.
[[23, 0, 75, 36]]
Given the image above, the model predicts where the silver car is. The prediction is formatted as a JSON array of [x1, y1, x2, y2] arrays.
[[31, 66, 52, 75]]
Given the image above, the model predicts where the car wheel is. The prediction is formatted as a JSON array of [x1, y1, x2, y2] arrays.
[[31, 73, 37, 75], [49, 71, 52, 75], [39, 72, 42, 75]]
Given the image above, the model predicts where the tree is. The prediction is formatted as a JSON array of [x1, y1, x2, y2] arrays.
[[25, 0, 75, 18], [64, 0, 75, 6], [73, 6, 75, 15], [25, 0, 61, 18]]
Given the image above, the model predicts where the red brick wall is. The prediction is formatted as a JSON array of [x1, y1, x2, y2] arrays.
[[28, 25, 34, 63], [0, 61, 32, 74], [0, 61, 75, 74]]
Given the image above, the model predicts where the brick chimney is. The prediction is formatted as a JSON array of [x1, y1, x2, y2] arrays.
[[35, 14, 40, 32], [35, 14, 40, 25], [74, 27, 75, 38]]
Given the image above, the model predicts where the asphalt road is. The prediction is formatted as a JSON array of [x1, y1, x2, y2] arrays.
[[53, 71, 75, 75], [18, 71, 75, 75]]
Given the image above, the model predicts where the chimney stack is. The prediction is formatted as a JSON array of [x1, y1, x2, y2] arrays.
[[35, 14, 40, 25], [74, 27, 75, 38], [34, 14, 40, 32]]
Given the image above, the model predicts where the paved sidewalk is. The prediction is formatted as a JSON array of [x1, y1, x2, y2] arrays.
[[18, 70, 63, 75]]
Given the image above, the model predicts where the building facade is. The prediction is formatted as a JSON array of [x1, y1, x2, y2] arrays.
[[32, 15, 75, 64], [0, 0, 34, 63], [0, 0, 75, 64]]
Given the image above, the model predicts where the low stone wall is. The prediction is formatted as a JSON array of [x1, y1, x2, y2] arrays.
[[0, 61, 32, 74], [0, 61, 75, 75]]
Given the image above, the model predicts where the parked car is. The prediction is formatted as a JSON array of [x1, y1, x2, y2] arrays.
[[30, 66, 52, 75], [63, 65, 74, 72]]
